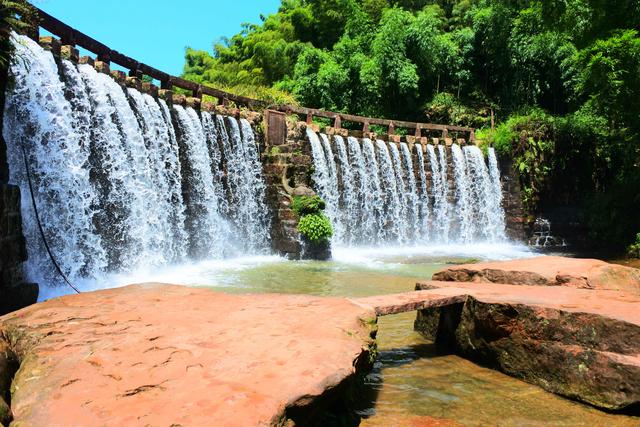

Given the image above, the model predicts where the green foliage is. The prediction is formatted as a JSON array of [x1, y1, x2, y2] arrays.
[[291, 195, 333, 243], [627, 234, 640, 259], [291, 195, 326, 216], [0, 0, 33, 69], [297, 213, 334, 243]]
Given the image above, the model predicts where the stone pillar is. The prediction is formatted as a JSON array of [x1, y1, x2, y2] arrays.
[[262, 110, 317, 259], [499, 157, 527, 241]]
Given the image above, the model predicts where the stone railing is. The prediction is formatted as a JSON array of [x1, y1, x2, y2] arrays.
[[24, 5, 475, 141]]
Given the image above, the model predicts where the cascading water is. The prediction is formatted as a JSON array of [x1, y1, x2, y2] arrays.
[[306, 129, 508, 246], [173, 105, 227, 258], [414, 145, 431, 241], [3, 36, 107, 287], [488, 147, 507, 237], [3, 35, 271, 296], [387, 142, 409, 243], [333, 136, 357, 245], [347, 136, 378, 244], [307, 130, 342, 241], [376, 140, 404, 242], [400, 142, 421, 240], [362, 139, 386, 243], [451, 143, 474, 242], [426, 144, 449, 242]]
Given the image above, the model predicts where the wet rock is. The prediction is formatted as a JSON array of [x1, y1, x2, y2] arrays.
[[432, 256, 640, 294], [453, 297, 640, 410], [301, 238, 331, 261], [0, 284, 377, 426], [413, 281, 640, 411]]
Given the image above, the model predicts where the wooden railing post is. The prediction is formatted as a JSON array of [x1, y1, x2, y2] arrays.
[[388, 122, 395, 135], [334, 115, 342, 129], [306, 113, 313, 124]]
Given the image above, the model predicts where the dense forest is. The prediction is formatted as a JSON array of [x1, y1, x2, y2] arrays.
[[183, 0, 640, 252]]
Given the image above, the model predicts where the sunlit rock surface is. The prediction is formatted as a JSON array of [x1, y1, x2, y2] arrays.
[[0, 284, 376, 426], [432, 256, 640, 294]]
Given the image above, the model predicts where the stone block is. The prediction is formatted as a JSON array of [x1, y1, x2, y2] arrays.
[[39, 36, 61, 56], [94, 61, 110, 75], [125, 76, 141, 90], [186, 97, 201, 109], [79, 56, 94, 66], [110, 70, 126, 84], [60, 45, 79, 62], [142, 82, 158, 97], [388, 135, 401, 143], [158, 89, 173, 103]]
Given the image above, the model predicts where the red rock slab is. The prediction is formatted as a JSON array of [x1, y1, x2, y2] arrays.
[[0, 284, 377, 426], [415, 281, 640, 325], [413, 281, 640, 410], [431, 256, 640, 294]]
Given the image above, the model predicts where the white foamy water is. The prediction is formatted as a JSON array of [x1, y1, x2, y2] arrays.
[[4, 35, 271, 298]]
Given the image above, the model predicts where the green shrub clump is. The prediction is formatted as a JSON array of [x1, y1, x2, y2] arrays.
[[291, 195, 325, 216], [291, 195, 333, 243], [627, 233, 640, 258], [297, 213, 333, 243]]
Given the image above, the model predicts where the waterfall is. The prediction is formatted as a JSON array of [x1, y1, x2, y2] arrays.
[[237, 118, 270, 252], [399, 143, 421, 240], [319, 133, 343, 241], [376, 140, 403, 242], [307, 130, 342, 242], [347, 137, 376, 244], [426, 145, 446, 242], [3, 35, 271, 295], [362, 139, 385, 243], [307, 129, 508, 246], [333, 136, 357, 245], [3, 35, 107, 286], [451, 144, 474, 242], [222, 117, 270, 251], [172, 105, 228, 258], [388, 142, 409, 242], [128, 89, 187, 262], [414, 145, 431, 241]]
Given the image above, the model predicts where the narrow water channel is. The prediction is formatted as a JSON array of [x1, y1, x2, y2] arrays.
[[101, 248, 638, 426]]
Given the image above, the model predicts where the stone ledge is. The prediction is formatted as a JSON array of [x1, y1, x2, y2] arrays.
[[431, 256, 640, 294], [0, 284, 377, 426], [413, 281, 640, 411]]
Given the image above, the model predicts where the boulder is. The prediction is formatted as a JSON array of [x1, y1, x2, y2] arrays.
[[414, 281, 640, 411], [432, 256, 640, 294]]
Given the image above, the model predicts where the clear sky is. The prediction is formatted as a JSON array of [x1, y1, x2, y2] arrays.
[[34, 0, 282, 76]]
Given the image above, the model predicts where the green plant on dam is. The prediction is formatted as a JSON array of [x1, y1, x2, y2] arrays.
[[291, 195, 333, 243], [297, 213, 333, 243]]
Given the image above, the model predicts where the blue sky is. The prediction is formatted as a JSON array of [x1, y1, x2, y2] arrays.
[[34, 0, 282, 75]]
